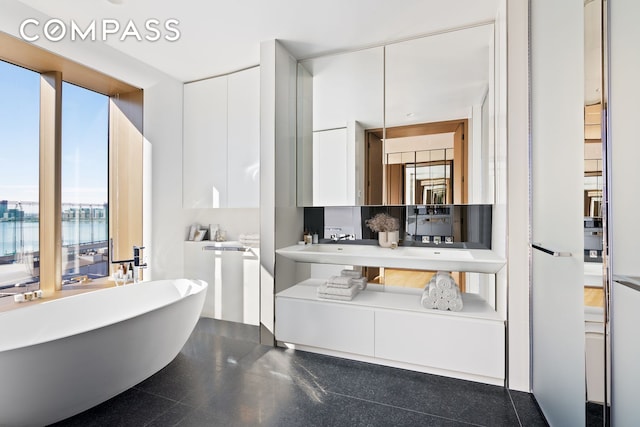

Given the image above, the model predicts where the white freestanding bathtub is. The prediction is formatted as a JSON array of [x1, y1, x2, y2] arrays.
[[0, 279, 207, 426]]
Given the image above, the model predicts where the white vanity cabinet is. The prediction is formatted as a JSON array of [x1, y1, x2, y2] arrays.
[[184, 241, 260, 325], [183, 67, 260, 208], [276, 290, 375, 356], [275, 246, 506, 385]]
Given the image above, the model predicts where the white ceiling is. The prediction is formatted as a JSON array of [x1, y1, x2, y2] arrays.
[[17, 0, 500, 82]]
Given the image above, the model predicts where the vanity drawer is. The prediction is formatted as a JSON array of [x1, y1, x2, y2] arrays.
[[276, 297, 375, 356], [374, 309, 504, 379]]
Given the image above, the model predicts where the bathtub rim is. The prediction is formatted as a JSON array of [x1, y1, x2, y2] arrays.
[[0, 278, 207, 353]]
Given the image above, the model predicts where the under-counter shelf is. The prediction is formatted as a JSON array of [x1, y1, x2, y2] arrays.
[[277, 279, 503, 322], [276, 243, 506, 274]]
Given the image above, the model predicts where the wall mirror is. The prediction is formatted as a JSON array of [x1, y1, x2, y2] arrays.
[[297, 24, 497, 207], [582, 0, 608, 425]]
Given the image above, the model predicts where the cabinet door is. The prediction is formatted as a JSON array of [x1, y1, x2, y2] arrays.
[[183, 243, 216, 317], [184, 243, 260, 325], [312, 127, 349, 205], [276, 297, 375, 356], [183, 77, 228, 208], [375, 310, 504, 381], [227, 67, 260, 208]]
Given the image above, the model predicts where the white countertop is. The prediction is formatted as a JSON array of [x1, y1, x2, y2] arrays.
[[276, 279, 504, 322], [276, 243, 506, 274]]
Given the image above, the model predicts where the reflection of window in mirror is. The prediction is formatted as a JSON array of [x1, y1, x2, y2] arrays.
[[365, 119, 468, 205], [406, 158, 453, 205]]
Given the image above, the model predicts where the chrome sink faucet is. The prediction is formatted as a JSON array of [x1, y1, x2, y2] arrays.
[[330, 233, 355, 242]]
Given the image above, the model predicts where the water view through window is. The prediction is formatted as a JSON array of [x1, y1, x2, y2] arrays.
[[0, 61, 109, 297]]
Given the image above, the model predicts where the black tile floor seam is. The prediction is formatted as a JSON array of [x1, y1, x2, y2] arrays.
[[506, 388, 524, 427], [326, 390, 486, 427], [133, 385, 182, 403], [142, 400, 186, 427]]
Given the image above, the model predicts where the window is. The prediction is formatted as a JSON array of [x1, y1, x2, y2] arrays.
[[0, 32, 143, 297], [61, 82, 109, 283], [0, 60, 40, 295]]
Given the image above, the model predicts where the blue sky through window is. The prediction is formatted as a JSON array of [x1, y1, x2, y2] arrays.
[[0, 60, 109, 205], [0, 60, 40, 203], [62, 82, 108, 205]]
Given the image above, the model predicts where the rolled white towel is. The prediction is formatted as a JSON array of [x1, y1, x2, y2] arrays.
[[448, 297, 464, 312], [420, 292, 437, 309], [435, 297, 450, 311], [442, 287, 459, 300], [423, 276, 436, 291], [325, 275, 353, 288], [351, 277, 367, 290], [340, 269, 362, 279], [428, 285, 444, 299], [319, 283, 358, 297], [435, 272, 456, 290]]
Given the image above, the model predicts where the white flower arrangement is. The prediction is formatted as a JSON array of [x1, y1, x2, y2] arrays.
[[365, 213, 400, 233]]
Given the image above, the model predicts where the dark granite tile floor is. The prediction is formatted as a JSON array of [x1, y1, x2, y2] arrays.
[[52, 318, 549, 427]]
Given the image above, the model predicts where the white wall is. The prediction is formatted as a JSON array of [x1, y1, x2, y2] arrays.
[[144, 78, 184, 279], [609, 0, 640, 423], [0, 1, 171, 91], [260, 40, 302, 344], [506, 0, 530, 392]]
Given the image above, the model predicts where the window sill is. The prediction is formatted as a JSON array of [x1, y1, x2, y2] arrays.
[[0, 277, 115, 314]]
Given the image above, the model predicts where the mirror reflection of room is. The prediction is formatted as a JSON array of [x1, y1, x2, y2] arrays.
[[582, 0, 607, 421], [365, 120, 465, 205], [297, 24, 495, 207]]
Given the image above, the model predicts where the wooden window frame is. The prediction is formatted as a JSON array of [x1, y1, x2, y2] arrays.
[[0, 32, 143, 294]]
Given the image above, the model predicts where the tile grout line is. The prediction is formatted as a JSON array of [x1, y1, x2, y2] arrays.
[[136, 388, 195, 427], [133, 386, 183, 405], [506, 389, 524, 427], [132, 389, 185, 427], [326, 390, 486, 427]]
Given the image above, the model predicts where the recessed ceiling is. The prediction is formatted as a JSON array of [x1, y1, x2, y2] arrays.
[[16, 0, 500, 82]]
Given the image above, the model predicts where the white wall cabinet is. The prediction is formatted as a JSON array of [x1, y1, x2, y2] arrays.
[[183, 67, 260, 208], [310, 121, 365, 206], [183, 77, 228, 208], [227, 67, 260, 207]]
